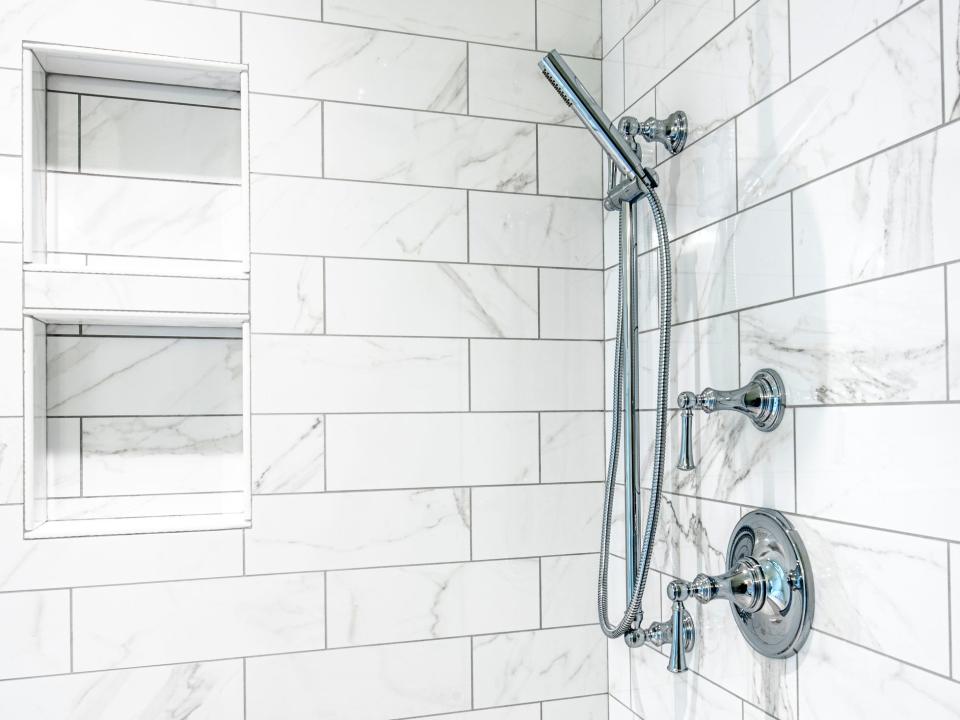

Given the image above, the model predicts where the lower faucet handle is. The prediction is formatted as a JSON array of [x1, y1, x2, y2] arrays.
[[666, 581, 695, 673]]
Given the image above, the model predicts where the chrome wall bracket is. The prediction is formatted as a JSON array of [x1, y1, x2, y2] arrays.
[[639, 111, 688, 154]]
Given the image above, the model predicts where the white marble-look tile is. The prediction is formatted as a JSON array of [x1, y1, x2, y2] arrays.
[[421, 709, 540, 720], [325, 104, 536, 192], [540, 411, 604, 484], [325, 413, 538, 490], [0, 418, 23, 503], [0, 243, 21, 329], [952, 264, 960, 399], [252, 414, 324, 494], [539, 268, 603, 339], [0, 590, 70, 680], [742, 706, 777, 720], [472, 483, 601, 558], [0, 70, 20, 155], [608, 635, 631, 709], [796, 405, 960, 540], [167, 0, 323, 17], [794, 123, 960, 295], [790, 0, 918, 76], [468, 192, 602, 269], [0, 330, 21, 416], [0, 660, 243, 720], [656, 0, 789, 147], [0, 156, 21, 244], [791, 515, 949, 672], [651, 491, 742, 580], [602, 0, 656, 55], [245, 489, 470, 573], [74, 573, 325, 671], [47, 336, 241, 417], [46, 173, 244, 261], [323, 0, 536, 47], [608, 695, 639, 720], [251, 175, 467, 261], [470, 339, 603, 411], [79, 96, 239, 182], [327, 559, 539, 646], [540, 553, 598, 626], [538, 0, 602, 57], [738, 1, 941, 207], [542, 695, 608, 720], [46, 91, 79, 172], [537, 125, 603, 198], [249, 94, 323, 176], [947, 0, 960, 120], [0, 506, 241, 592], [251, 254, 324, 334], [740, 269, 946, 404], [325, 258, 537, 338], [954, 544, 959, 679], [623, 0, 735, 106], [473, 625, 606, 706], [247, 639, 471, 720], [252, 335, 468, 413], [798, 631, 960, 719], [244, 14, 466, 113], [469, 45, 601, 125], [603, 41, 626, 118], [630, 645, 743, 720]]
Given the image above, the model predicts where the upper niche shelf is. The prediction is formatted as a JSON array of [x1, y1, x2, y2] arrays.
[[23, 43, 250, 280]]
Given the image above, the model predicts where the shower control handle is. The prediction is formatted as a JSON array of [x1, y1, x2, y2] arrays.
[[666, 581, 693, 673]]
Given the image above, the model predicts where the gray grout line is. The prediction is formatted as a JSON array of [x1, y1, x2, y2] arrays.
[[942, 0, 948, 126], [789, 191, 796, 297], [68, 588, 74, 672], [786, 0, 793, 81], [949, 543, 955, 680], [947, 265, 952, 399], [792, 408, 798, 514], [242, 657, 248, 720]]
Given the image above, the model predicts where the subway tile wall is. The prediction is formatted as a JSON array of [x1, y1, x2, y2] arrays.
[[0, 0, 608, 718], [604, 0, 960, 718]]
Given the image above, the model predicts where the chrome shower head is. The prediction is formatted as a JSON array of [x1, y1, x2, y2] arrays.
[[538, 49, 647, 182]]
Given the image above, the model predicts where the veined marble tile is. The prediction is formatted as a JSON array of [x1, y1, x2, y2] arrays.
[[0, 418, 23, 503], [324, 104, 536, 193], [540, 411, 604, 484], [947, 0, 960, 120], [0, 660, 243, 720], [326, 559, 539, 646], [743, 707, 777, 720], [738, 1, 941, 207], [469, 45, 601, 125], [539, 268, 604, 340], [0, 590, 70, 680], [538, 0, 602, 57], [623, 0, 735, 106], [252, 414, 324, 494], [0, 330, 21, 416], [251, 254, 324, 334], [608, 696, 639, 720], [953, 544, 959, 679], [472, 483, 602, 558], [0, 242, 21, 329], [540, 553, 598, 626], [603, 41, 626, 118], [794, 124, 960, 295], [608, 634, 631, 709], [252, 335, 467, 413], [325, 413, 538, 490], [249, 94, 323, 176], [323, 0, 536, 47], [245, 489, 470, 573], [474, 625, 605, 706], [74, 573, 325, 671], [425, 709, 539, 720], [46, 491, 246, 522], [251, 175, 467, 261], [796, 405, 960, 540], [0, 505, 241, 592], [740, 269, 946, 404], [656, 0, 789, 147], [537, 125, 603, 198], [46, 173, 244, 261], [247, 639, 471, 720], [651, 491, 742, 579], [325, 258, 537, 338], [790, 515, 949, 672], [47, 336, 241, 417], [46, 92, 79, 172], [470, 339, 603, 411], [81, 416, 243, 496], [790, 0, 918, 76], [79, 96, 239, 182], [798, 631, 960, 719], [167, 0, 323, 18], [542, 695, 608, 720], [468, 192, 602, 269], [602, 0, 656, 55], [951, 264, 960, 399], [0, 70, 20, 155], [244, 14, 466, 113], [0, 156, 21, 244]]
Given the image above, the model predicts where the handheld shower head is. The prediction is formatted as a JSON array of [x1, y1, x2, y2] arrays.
[[538, 49, 647, 181]]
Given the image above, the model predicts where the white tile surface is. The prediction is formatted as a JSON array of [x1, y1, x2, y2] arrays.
[[0, 156, 21, 244], [252, 335, 468, 413], [46, 92, 79, 172], [651, 492, 741, 579], [603, 41, 626, 118], [251, 254, 324, 333], [539, 268, 603, 339], [630, 645, 743, 720], [325, 259, 538, 338], [427, 709, 540, 720], [249, 94, 323, 176], [0, 418, 23, 503], [247, 639, 472, 720], [326, 559, 539, 646], [953, 543, 959, 680], [542, 695, 608, 720], [245, 489, 470, 573], [0, 590, 70, 680], [537, 125, 603, 198], [737, 1, 942, 207], [324, 104, 536, 192], [602, 0, 656, 55], [470, 339, 603, 411], [740, 269, 947, 404], [0, 243, 21, 329], [251, 175, 467, 261], [0, 70, 20, 155], [171, 0, 323, 17], [47, 418, 81, 498], [251, 414, 325, 494], [947, 0, 960, 120], [952, 264, 960, 399], [540, 553, 598, 627], [537, 0, 602, 57], [0, 330, 21, 416], [325, 413, 538, 490], [74, 573, 325, 671], [540, 411, 604, 484]]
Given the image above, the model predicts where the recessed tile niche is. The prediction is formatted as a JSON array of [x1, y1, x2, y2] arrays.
[[21, 43, 251, 538]]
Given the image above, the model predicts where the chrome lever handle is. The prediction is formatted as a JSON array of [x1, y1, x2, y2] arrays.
[[676, 392, 697, 471], [666, 580, 694, 673]]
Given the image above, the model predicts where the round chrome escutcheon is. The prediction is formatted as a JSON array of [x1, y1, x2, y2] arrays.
[[726, 509, 814, 658]]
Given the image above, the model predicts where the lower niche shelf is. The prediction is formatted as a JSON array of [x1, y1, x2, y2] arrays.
[[24, 311, 251, 539]]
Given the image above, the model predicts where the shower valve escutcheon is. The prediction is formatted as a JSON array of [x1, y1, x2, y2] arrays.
[[677, 368, 786, 471]]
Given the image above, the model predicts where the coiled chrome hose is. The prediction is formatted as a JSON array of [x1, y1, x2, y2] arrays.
[[597, 188, 672, 639]]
